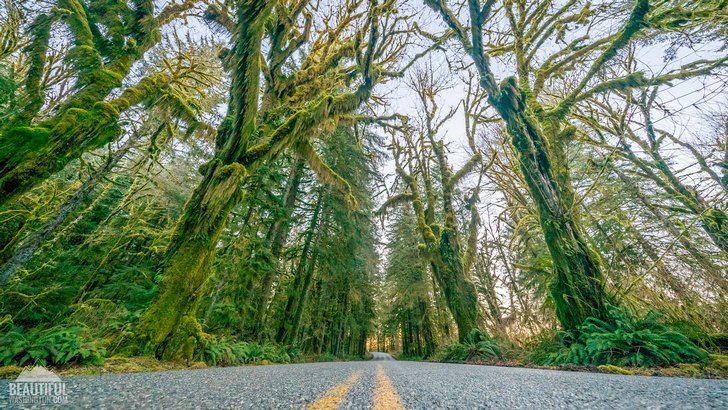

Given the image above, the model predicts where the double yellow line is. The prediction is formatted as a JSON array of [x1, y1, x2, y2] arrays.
[[307, 365, 404, 410], [307, 370, 363, 410], [372, 365, 404, 410]]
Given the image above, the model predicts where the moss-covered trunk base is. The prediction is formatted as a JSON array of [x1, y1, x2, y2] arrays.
[[122, 162, 246, 359], [431, 227, 480, 342]]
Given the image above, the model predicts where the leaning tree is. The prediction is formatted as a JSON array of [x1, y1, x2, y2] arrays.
[[422, 0, 727, 331]]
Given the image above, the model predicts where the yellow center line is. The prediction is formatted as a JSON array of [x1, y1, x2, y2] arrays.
[[373, 364, 404, 410], [307, 370, 363, 410]]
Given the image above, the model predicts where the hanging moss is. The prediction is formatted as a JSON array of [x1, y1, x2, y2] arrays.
[[0, 68, 193, 207], [700, 208, 728, 253], [0, 0, 200, 207], [10, 13, 54, 125], [0, 127, 54, 201], [65, 45, 102, 73], [0, 127, 51, 166]]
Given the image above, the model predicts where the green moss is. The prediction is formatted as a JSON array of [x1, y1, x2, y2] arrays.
[[65, 44, 101, 70], [677, 363, 701, 376], [699, 208, 728, 252], [93, 101, 120, 117], [657, 364, 704, 378], [161, 316, 205, 362], [598, 364, 634, 375], [16, 13, 54, 123], [0, 126, 51, 163], [128, 163, 247, 359], [709, 354, 728, 371], [57, 357, 198, 376], [0, 366, 22, 379]]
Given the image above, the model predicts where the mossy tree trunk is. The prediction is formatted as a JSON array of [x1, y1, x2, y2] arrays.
[[394, 152, 481, 342], [421, 0, 656, 332], [419, 299, 437, 358], [428, 239, 481, 342], [432, 141, 482, 341], [489, 79, 609, 331], [387, 69, 485, 342], [129, 0, 273, 358], [286, 241, 322, 346], [132, 161, 248, 357], [129, 0, 387, 358]]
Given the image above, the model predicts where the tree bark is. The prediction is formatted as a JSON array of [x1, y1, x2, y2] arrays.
[[126, 0, 273, 358], [489, 78, 609, 331]]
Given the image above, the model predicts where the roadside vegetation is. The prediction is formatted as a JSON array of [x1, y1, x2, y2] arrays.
[[1, 0, 727, 379]]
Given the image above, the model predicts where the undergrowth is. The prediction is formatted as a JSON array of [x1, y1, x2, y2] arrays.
[[0, 325, 106, 366], [196, 336, 299, 366], [537, 305, 708, 368], [440, 329, 502, 363]]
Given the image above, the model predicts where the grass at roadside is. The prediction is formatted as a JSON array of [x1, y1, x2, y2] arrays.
[[391, 353, 728, 379], [0, 352, 375, 379]]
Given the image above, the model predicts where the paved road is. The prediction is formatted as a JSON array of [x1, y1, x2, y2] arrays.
[[1, 355, 727, 409], [370, 352, 394, 361]]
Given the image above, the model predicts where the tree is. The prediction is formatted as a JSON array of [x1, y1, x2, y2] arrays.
[[0, 0, 204, 206], [578, 85, 728, 255], [380, 65, 489, 341], [0, 36, 224, 284], [127, 0, 419, 359], [422, 0, 727, 331], [381, 208, 438, 357]]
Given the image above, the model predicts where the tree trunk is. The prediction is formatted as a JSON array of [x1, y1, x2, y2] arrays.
[[275, 192, 323, 343], [400, 166, 480, 341], [250, 157, 305, 338], [126, 0, 273, 358], [285, 215, 324, 346], [131, 162, 247, 357], [490, 78, 609, 331], [429, 229, 480, 342]]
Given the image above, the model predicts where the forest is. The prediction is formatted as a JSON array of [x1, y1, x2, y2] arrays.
[[0, 0, 727, 378]]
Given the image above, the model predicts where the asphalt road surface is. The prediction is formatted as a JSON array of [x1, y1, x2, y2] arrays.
[[370, 352, 394, 361], [2, 353, 727, 409]]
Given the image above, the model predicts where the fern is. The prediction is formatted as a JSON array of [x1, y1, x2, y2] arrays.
[[0, 329, 28, 366], [0, 326, 106, 366], [197, 337, 296, 366], [543, 306, 708, 367], [440, 329, 501, 362]]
